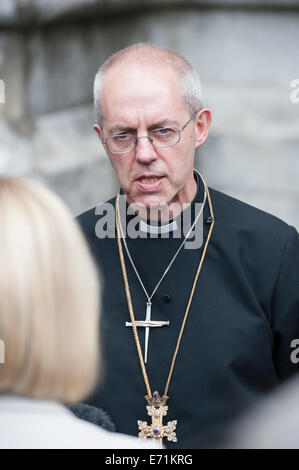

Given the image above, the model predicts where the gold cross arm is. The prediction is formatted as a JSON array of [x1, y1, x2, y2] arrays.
[[137, 404, 177, 444]]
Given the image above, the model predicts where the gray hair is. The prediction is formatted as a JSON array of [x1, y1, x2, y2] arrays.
[[93, 43, 203, 128]]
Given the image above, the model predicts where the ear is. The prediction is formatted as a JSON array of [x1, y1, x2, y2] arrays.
[[194, 109, 212, 149], [94, 124, 108, 153], [93, 124, 103, 141]]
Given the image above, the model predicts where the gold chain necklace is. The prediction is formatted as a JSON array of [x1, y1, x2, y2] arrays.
[[115, 176, 215, 445], [117, 170, 207, 364]]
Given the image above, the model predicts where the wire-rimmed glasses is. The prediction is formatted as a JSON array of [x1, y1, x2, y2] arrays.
[[102, 110, 199, 155]]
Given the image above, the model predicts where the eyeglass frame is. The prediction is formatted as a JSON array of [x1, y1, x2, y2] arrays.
[[101, 110, 200, 155]]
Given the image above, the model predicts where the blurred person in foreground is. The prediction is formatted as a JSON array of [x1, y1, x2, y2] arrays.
[[228, 372, 299, 448], [0, 178, 158, 449], [77, 43, 299, 448]]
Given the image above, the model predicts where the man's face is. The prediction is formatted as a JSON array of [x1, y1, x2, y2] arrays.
[[95, 63, 210, 215]]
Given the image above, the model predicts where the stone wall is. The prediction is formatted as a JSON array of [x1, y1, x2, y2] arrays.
[[0, 0, 298, 228]]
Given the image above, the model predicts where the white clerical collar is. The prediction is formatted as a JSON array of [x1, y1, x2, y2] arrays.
[[139, 218, 178, 234]]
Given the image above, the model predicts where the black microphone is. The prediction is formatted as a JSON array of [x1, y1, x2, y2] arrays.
[[67, 403, 116, 432]]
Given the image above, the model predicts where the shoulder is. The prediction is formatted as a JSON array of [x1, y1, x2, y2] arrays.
[[209, 187, 296, 246], [0, 400, 155, 449], [77, 196, 117, 226], [60, 411, 157, 449], [72, 418, 160, 449], [76, 196, 117, 239]]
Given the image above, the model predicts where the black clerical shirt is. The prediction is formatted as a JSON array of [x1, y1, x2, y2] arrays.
[[77, 173, 299, 448]]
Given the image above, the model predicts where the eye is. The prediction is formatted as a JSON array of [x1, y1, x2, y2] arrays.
[[152, 128, 173, 138], [113, 133, 134, 142]]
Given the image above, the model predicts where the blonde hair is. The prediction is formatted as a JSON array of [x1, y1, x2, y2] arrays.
[[0, 178, 100, 403]]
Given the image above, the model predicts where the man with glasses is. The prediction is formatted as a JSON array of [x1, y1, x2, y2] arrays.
[[78, 43, 299, 448]]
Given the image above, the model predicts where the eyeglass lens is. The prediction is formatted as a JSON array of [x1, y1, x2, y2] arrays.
[[106, 127, 180, 153]]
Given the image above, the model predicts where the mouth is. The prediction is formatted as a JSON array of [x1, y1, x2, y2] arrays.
[[135, 175, 165, 192]]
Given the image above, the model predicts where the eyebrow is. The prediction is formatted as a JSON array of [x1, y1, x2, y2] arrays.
[[109, 119, 178, 135]]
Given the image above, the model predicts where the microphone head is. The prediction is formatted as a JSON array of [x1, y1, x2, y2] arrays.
[[67, 403, 115, 432]]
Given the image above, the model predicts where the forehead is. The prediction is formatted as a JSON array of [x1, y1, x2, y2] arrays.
[[100, 63, 187, 126]]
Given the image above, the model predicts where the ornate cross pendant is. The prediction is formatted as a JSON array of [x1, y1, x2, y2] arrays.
[[137, 391, 177, 444]]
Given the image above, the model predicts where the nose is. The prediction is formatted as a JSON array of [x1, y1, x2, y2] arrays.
[[135, 135, 157, 164]]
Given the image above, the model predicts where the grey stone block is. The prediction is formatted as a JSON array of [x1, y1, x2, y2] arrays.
[[0, 32, 28, 126], [37, 157, 119, 216], [33, 104, 105, 174], [203, 85, 299, 138], [173, 10, 299, 88], [0, 1, 16, 21], [1, 1, 299, 27], [0, 117, 32, 175], [198, 132, 299, 192], [26, 26, 107, 117]]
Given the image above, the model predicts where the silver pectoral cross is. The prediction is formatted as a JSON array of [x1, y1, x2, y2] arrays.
[[126, 301, 170, 363]]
